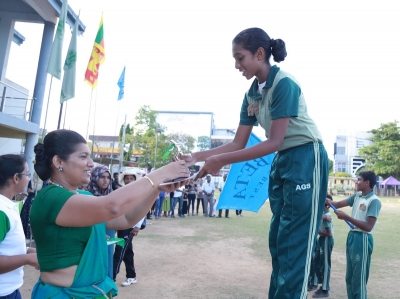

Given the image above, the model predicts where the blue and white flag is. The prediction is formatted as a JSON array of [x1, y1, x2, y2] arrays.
[[216, 133, 275, 213], [117, 66, 125, 100]]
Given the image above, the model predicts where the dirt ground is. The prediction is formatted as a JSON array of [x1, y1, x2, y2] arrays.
[[19, 208, 398, 299], [21, 215, 269, 299]]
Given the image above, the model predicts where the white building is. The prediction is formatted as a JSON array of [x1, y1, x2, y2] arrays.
[[333, 130, 373, 177]]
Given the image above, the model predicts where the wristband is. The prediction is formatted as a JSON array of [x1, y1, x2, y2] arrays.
[[144, 176, 154, 188], [26, 247, 29, 253]]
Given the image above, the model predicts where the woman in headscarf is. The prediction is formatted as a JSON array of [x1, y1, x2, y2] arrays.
[[86, 165, 114, 280]]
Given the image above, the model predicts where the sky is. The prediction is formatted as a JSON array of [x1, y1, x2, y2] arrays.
[[6, 0, 400, 160]]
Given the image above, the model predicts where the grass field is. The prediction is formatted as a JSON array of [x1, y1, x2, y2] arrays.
[[209, 193, 400, 298], [20, 194, 400, 299]]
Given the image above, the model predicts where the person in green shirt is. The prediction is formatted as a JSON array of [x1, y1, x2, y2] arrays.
[[181, 27, 328, 299], [29, 129, 190, 298], [326, 171, 381, 299]]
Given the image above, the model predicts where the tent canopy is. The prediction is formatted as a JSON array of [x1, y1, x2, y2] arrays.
[[380, 176, 400, 186]]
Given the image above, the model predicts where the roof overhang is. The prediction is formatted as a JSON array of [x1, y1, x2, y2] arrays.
[[23, 0, 85, 34]]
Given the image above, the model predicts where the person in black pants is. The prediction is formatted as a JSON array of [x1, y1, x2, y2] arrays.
[[113, 169, 145, 287], [186, 179, 197, 216], [196, 179, 204, 215], [236, 210, 243, 216]]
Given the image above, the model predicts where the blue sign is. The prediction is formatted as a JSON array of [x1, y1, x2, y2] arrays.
[[216, 133, 275, 213]]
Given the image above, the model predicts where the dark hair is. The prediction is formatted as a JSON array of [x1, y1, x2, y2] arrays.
[[326, 194, 333, 200], [359, 171, 377, 189], [34, 129, 87, 181], [233, 28, 287, 63], [0, 154, 26, 187]]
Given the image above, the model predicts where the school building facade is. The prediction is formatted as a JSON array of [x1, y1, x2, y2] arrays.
[[0, 0, 84, 174]]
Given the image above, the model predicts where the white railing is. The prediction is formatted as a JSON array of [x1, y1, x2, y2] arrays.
[[0, 80, 35, 121]]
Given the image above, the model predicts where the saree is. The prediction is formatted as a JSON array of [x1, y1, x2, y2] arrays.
[[31, 222, 118, 299]]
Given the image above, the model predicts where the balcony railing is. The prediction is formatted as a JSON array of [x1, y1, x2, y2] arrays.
[[0, 80, 35, 121]]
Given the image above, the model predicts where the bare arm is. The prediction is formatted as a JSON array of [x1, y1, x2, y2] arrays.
[[105, 187, 159, 230], [190, 124, 253, 163], [326, 198, 349, 209], [56, 161, 189, 228], [195, 118, 289, 178], [318, 227, 332, 237], [334, 212, 377, 232], [0, 253, 39, 274]]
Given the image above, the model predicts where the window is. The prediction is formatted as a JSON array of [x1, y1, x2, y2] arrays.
[[337, 147, 345, 155]]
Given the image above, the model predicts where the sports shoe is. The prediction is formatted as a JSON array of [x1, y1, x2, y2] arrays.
[[121, 277, 137, 286], [312, 289, 329, 298], [308, 284, 318, 291]]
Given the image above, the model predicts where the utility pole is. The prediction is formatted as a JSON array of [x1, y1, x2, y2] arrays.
[[119, 114, 127, 172]]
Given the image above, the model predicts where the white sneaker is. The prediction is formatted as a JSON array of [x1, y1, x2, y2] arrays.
[[121, 277, 137, 286]]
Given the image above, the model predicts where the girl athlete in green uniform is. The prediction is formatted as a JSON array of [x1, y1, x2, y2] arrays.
[[182, 28, 328, 299]]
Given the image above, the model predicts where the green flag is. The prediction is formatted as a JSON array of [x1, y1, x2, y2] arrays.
[[47, 0, 68, 79], [60, 16, 78, 103]]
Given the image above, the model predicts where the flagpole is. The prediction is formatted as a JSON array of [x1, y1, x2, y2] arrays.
[[119, 114, 127, 172], [91, 88, 98, 159], [42, 76, 53, 139], [63, 101, 68, 129], [110, 100, 121, 172], [112, 66, 126, 172], [86, 88, 93, 141], [57, 102, 63, 129]]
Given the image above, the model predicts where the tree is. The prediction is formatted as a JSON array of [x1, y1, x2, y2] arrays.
[[119, 124, 134, 161], [197, 136, 210, 151], [329, 171, 351, 177], [134, 105, 158, 133], [358, 121, 400, 178], [119, 105, 197, 169], [328, 159, 333, 173], [167, 132, 196, 154]]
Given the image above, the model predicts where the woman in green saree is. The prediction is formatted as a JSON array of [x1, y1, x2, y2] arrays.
[[30, 130, 189, 298]]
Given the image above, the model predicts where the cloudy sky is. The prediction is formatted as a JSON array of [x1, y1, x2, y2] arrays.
[[6, 0, 400, 159]]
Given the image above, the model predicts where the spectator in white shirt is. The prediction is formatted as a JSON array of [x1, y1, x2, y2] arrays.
[[203, 174, 215, 217]]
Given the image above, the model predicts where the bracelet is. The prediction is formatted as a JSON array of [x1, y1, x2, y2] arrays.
[[144, 176, 154, 188], [26, 246, 29, 253]]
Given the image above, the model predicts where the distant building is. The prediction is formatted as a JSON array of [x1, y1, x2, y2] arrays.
[[210, 128, 235, 177], [333, 130, 373, 177]]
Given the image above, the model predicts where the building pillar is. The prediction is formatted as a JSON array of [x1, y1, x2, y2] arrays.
[[0, 16, 14, 80], [25, 21, 55, 174]]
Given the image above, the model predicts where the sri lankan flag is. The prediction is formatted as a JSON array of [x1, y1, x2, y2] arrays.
[[84, 15, 105, 88]]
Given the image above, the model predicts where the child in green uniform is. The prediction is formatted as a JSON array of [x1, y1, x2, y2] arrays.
[[182, 28, 328, 299], [326, 171, 381, 299], [311, 194, 334, 298]]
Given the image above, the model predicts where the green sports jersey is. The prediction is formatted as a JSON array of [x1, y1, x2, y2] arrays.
[[346, 191, 381, 233], [239, 65, 322, 151]]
